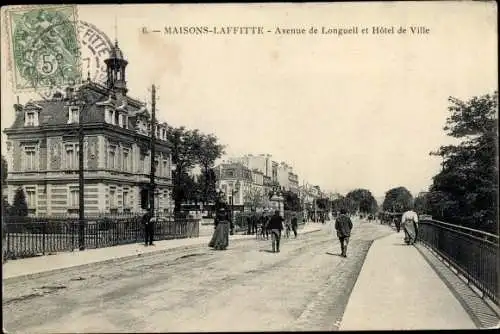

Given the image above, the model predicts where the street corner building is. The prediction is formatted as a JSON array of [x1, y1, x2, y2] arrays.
[[2, 41, 174, 216]]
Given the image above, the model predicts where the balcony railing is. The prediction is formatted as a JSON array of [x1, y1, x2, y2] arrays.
[[417, 219, 499, 305]]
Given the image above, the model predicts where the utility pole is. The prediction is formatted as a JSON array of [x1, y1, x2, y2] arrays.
[[149, 85, 156, 218], [78, 92, 85, 251]]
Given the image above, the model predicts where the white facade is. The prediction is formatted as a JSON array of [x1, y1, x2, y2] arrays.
[[229, 154, 273, 178]]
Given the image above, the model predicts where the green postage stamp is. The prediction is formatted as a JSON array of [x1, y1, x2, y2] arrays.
[[4, 5, 81, 92]]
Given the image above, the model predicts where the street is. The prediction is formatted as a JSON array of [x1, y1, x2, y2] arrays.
[[3, 219, 392, 332]]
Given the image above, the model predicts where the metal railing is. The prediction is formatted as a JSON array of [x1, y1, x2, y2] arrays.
[[417, 219, 499, 305], [3, 214, 200, 260]]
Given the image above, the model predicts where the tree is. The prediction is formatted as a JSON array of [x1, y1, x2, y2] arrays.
[[244, 187, 265, 211], [283, 191, 301, 212], [331, 196, 345, 213], [196, 134, 225, 206], [428, 92, 498, 232], [413, 192, 431, 214], [346, 189, 378, 214], [11, 187, 28, 217], [196, 168, 218, 205], [166, 126, 204, 213], [331, 195, 358, 214], [382, 187, 414, 212], [315, 197, 330, 211], [173, 171, 199, 208]]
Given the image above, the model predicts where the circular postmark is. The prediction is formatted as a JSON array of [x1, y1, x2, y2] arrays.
[[36, 20, 114, 100], [77, 20, 114, 84]]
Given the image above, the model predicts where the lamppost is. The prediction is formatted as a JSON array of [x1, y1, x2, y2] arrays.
[[154, 188, 160, 219], [68, 86, 87, 251], [149, 85, 157, 219], [314, 197, 318, 222], [230, 180, 241, 234], [270, 185, 284, 217]]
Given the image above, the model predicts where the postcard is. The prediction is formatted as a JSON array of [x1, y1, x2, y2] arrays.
[[1, 2, 498, 332]]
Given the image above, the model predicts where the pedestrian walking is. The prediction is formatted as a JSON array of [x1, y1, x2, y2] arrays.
[[401, 210, 419, 245], [209, 202, 231, 250], [291, 213, 298, 238], [260, 212, 270, 240], [268, 210, 284, 253], [251, 211, 258, 235], [335, 208, 353, 257], [394, 216, 401, 232], [148, 216, 156, 245], [247, 209, 258, 235], [246, 214, 252, 235]]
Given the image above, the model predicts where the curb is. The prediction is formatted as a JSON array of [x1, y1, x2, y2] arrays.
[[2, 243, 199, 285], [3, 227, 323, 284], [293, 239, 374, 331]]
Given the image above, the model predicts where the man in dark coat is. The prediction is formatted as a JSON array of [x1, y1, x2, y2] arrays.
[[268, 210, 284, 253], [246, 214, 252, 235], [291, 213, 298, 238], [247, 210, 257, 235], [142, 211, 154, 246], [260, 212, 270, 240], [335, 208, 353, 257], [251, 211, 258, 234]]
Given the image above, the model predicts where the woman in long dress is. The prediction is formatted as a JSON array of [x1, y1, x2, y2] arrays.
[[209, 204, 231, 250], [401, 210, 419, 245]]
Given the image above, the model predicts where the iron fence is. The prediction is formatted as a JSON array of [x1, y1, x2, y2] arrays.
[[417, 219, 499, 305], [3, 214, 200, 260]]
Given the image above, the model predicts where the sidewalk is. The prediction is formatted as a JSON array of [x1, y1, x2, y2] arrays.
[[339, 231, 477, 330], [2, 222, 322, 282]]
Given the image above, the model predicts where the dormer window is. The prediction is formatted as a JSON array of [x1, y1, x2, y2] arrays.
[[68, 106, 80, 124], [25, 112, 35, 126], [23, 102, 43, 127], [105, 107, 114, 124]]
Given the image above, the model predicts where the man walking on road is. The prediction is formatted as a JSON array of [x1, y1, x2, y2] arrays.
[[335, 208, 353, 257], [268, 210, 284, 253], [247, 209, 258, 235], [291, 213, 298, 238]]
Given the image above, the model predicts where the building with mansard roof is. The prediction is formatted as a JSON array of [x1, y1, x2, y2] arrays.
[[3, 41, 173, 216]]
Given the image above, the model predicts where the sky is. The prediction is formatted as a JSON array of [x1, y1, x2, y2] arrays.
[[1, 2, 497, 199]]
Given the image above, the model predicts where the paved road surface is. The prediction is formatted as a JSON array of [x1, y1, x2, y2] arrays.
[[3, 219, 391, 332]]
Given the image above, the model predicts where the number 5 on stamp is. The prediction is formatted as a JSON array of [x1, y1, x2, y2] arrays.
[[4, 5, 81, 92]]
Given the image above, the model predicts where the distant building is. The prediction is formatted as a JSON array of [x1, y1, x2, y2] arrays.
[[229, 154, 272, 178], [224, 154, 301, 208], [271, 161, 278, 185], [3, 41, 173, 216], [277, 161, 299, 193], [288, 172, 299, 194], [214, 162, 253, 211]]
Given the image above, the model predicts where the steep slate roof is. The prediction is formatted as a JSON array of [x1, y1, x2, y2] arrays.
[[8, 81, 151, 130]]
